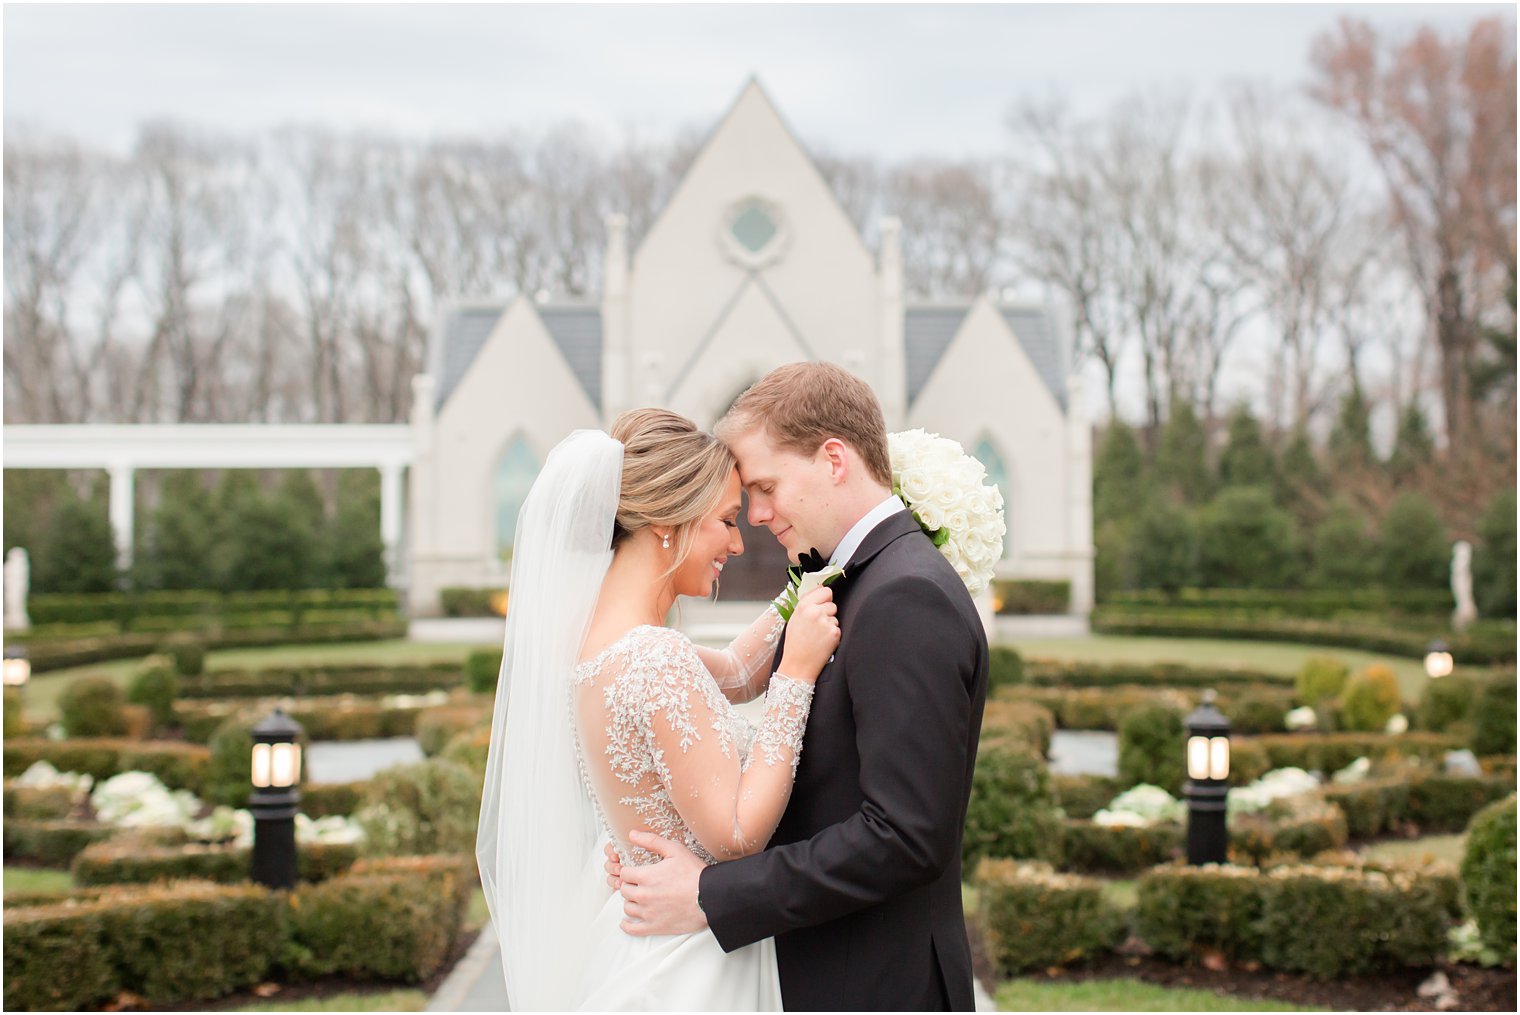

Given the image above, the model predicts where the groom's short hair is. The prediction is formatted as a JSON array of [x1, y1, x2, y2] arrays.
[[717, 362, 893, 487]]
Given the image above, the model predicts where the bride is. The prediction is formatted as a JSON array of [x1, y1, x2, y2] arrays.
[[476, 408, 840, 1010]]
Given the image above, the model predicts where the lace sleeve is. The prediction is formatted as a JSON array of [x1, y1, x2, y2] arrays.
[[649, 637, 814, 861], [691, 604, 786, 704]]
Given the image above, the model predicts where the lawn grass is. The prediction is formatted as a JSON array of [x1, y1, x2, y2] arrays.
[[226, 989, 426, 1012], [1362, 832, 1467, 866], [3, 866, 73, 896], [465, 885, 489, 933], [994, 978, 1329, 1011], [1008, 634, 1430, 703]]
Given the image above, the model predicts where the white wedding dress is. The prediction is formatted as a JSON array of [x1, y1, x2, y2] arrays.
[[569, 608, 808, 1011]]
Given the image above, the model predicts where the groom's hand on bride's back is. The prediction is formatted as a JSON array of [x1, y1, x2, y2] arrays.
[[616, 830, 708, 936], [603, 841, 624, 889]]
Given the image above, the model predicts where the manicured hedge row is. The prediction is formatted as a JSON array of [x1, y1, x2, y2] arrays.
[[3, 783, 78, 821], [71, 839, 360, 886], [27, 588, 400, 626], [996, 684, 1295, 734], [1134, 860, 1454, 978], [177, 662, 461, 700], [1060, 820, 1184, 873], [973, 859, 1124, 973], [439, 587, 503, 617], [3, 853, 470, 1011], [980, 698, 1054, 757], [1462, 796, 1516, 966], [1091, 610, 1516, 665], [991, 579, 1070, 615], [22, 620, 409, 673], [3, 819, 116, 866], [302, 779, 373, 818], [2, 738, 209, 794], [1021, 657, 1295, 690], [1104, 587, 1454, 619], [962, 740, 1064, 868], [175, 697, 429, 743], [416, 704, 492, 756], [1051, 774, 1122, 820], [2, 880, 280, 1010]]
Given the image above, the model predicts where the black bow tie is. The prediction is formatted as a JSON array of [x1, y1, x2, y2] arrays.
[[797, 547, 830, 573]]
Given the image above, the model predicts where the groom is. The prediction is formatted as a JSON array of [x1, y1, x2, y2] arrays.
[[614, 362, 990, 1011]]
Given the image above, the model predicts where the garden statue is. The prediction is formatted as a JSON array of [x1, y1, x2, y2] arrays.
[[1451, 540, 1478, 632], [3, 547, 29, 631]]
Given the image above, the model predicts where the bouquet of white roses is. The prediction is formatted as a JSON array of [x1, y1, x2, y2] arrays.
[[888, 429, 1006, 596]]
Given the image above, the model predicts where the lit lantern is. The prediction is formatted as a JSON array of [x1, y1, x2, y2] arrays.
[[1424, 641, 1454, 680], [2, 644, 29, 688], [1184, 690, 1231, 865], [249, 708, 304, 889]]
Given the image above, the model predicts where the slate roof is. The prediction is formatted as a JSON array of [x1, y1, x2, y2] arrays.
[[433, 302, 1064, 414]]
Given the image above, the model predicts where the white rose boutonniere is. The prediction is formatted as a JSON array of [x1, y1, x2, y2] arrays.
[[888, 429, 1006, 596], [773, 547, 847, 622]]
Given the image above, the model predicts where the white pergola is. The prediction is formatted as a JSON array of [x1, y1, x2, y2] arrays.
[[3, 425, 414, 586]]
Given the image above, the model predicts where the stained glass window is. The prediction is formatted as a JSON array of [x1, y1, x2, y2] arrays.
[[973, 438, 1012, 559], [496, 437, 539, 559]]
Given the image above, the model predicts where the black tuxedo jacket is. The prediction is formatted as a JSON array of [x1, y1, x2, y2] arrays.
[[700, 511, 990, 1011]]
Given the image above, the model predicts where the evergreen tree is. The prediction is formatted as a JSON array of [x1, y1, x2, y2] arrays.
[[3, 470, 71, 560], [1474, 489, 1517, 618], [1092, 422, 1146, 526], [1129, 498, 1198, 592], [1153, 400, 1212, 506], [222, 491, 318, 591], [328, 470, 387, 588], [1218, 405, 1277, 490], [212, 471, 262, 590], [1377, 492, 1449, 591], [1328, 381, 1375, 472], [35, 491, 118, 593], [1387, 403, 1435, 482], [1277, 427, 1327, 527], [1197, 486, 1302, 588], [137, 472, 216, 590], [275, 470, 326, 587], [1308, 497, 1378, 589]]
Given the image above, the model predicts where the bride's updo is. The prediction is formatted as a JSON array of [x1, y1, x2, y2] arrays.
[[610, 408, 736, 577]]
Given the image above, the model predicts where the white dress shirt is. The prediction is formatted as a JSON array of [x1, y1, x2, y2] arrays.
[[830, 494, 908, 570]]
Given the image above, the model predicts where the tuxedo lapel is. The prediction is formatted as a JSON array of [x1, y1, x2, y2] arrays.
[[840, 511, 922, 580]]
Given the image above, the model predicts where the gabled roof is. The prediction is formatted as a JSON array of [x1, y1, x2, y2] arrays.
[[432, 303, 603, 412], [905, 304, 1067, 410]]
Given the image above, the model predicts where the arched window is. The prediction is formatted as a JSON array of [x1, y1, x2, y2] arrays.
[[973, 438, 1013, 560], [495, 437, 539, 560]]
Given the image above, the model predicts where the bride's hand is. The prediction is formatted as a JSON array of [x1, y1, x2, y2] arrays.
[[778, 586, 840, 681], [604, 841, 624, 890]]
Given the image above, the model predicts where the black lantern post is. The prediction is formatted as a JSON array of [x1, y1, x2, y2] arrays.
[[250, 708, 304, 889], [3, 644, 30, 690], [1184, 690, 1231, 865], [1424, 640, 1454, 680]]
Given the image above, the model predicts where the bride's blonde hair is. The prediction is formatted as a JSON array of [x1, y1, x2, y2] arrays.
[[610, 408, 736, 583]]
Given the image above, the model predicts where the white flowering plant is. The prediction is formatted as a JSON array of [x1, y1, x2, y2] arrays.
[[1093, 783, 1187, 828], [888, 429, 1006, 596], [90, 771, 200, 828]]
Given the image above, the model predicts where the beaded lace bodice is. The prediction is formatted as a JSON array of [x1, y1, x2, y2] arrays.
[[572, 607, 812, 867]]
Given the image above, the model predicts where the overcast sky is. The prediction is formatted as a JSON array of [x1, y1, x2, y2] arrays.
[[4, 3, 1510, 160]]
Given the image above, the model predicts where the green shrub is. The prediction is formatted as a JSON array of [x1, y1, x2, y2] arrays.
[[160, 633, 206, 676], [3, 687, 23, 739], [415, 704, 490, 757], [1475, 489, 1517, 618], [283, 856, 469, 981], [1050, 774, 1122, 820], [981, 698, 1054, 757], [303, 780, 371, 818], [1229, 803, 1349, 864], [440, 727, 492, 777], [4, 784, 78, 821], [1104, 586, 1453, 619], [961, 741, 1064, 868], [2, 738, 209, 794], [1135, 863, 1264, 962], [206, 717, 255, 807], [1295, 656, 1349, 709], [1060, 819, 1184, 874], [1472, 671, 1517, 756], [3, 898, 119, 1011], [354, 759, 482, 856], [59, 675, 128, 737], [179, 662, 460, 700], [1130, 500, 1198, 592], [1243, 731, 1462, 778], [1320, 779, 1410, 839], [126, 655, 179, 730], [1338, 665, 1402, 732], [1023, 657, 1293, 690], [1307, 498, 1377, 589], [1118, 703, 1185, 794], [1417, 674, 1477, 732], [36, 494, 118, 594], [1461, 795, 1516, 966], [987, 645, 1024, 687], [1223, 693, 1290, 735], [464, 649, 504, 694], [974, 858, 1122, 974], [1258, 864, 1450, 977]]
